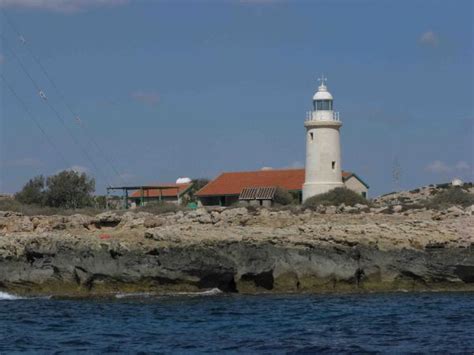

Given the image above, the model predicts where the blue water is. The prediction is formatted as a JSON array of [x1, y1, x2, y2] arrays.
[[1, 292, 473, 353]]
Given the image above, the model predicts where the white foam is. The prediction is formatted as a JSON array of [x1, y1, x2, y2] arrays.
[[172, 288, 223, 296], [114, 288, 223, 299], [0, 291, 22, 300], [115, 292, 153, 299]]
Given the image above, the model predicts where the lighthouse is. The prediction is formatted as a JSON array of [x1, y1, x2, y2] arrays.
[[302, 76, 344, 201]]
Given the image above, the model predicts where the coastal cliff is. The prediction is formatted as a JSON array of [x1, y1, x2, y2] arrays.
[[1, 205, 473, 297]]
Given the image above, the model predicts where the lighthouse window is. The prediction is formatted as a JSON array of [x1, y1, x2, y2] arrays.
[[332, 161, 336, 170], [309, 132, 314, 141], [316, 100, 332, 110]]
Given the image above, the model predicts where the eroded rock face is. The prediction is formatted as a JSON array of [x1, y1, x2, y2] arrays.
[[0, 208, 473, 297]]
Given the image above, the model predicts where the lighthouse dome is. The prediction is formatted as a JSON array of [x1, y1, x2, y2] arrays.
[[312, 83, 333, 101]]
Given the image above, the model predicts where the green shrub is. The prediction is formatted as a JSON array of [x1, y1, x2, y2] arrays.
[[14, 170, 96, 209], [14, 175, 46, 205], [93, 196, 107, 209], [273, 188, 295, 206], [45, 170, 95, 208], [303, 187, 368, 209], [424, 187, 474, 210]]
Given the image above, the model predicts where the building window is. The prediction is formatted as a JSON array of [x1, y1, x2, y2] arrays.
[[362, 192, 367, 198], [332, 161, 335, 170], [310, 132, 314, 141]]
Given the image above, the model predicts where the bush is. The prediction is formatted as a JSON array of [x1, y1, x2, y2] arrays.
[[273, 187, 295, 206], [45, 170, 95, 208], [93, 196, 107, 209], [424, 187, 474, 210], [14, 175, 46, 205], [303, 187, 368, 209], [14, 170, 96, 209]]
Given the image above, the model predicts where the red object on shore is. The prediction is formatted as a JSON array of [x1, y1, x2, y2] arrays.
[[99, 234, 111, 240]]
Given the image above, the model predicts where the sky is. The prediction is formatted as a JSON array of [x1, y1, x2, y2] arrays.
[[0, 0, 473, 197]]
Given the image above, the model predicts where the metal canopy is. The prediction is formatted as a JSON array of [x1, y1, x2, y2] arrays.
[[106, 185, 181, 209], [107, 185, 179, 191]]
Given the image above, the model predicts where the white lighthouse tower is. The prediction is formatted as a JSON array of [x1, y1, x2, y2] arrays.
[[302, 76, 344, 201]]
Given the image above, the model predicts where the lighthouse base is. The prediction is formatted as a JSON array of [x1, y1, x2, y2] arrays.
[[302, 181, 345, 202]]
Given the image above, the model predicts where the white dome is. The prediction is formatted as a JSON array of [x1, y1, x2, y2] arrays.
[[176, 177, 192, 184], [313, 84, 333, 101]]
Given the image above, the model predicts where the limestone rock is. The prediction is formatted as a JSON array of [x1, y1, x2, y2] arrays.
[[143, 216, 165, 228], [354, 203, 370, 212], [93, 212, 122, 226], [68, 214, 92, 229], [0, 202, 473, 297], [393, 205, 403, 213], [465, 205, 474, 216], [371, 206, 389, 214], [0, 211, 23, 217], [446, 206, 464, 217], [221, 207, 248, 219]]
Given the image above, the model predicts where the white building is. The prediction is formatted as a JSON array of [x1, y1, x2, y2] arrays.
[[303, 77, 345, 201]]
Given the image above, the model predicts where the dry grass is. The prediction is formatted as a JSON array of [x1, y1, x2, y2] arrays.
[[423, 187, 474, 210], [0, 199, 103, 216], [135, 201, 186, 215]]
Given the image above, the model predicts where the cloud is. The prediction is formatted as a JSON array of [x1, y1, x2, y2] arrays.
[[425, 160, 451, 173], [131, 91, 160, 106], [425, 160, 471, 174], [419, 30, 439, 48], [0, 0, 129, 13], [455, 161, 471, 171]]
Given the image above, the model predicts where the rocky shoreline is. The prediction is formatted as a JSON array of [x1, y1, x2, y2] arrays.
[[1, 202, 473, 297]]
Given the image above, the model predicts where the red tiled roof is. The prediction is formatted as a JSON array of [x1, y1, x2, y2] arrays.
[[196, 169, 353, 196], [130, 183, 192, 198]]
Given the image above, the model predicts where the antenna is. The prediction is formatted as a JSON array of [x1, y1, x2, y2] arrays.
[[318, 74, 327, 87]]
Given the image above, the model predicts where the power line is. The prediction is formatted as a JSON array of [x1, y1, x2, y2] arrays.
[[1, 74, 71, 168], [1, 9, 125, 185], [1, 34, 112, 187]]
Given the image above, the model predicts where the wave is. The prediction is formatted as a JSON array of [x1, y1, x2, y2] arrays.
[[0, 291, 23, 300], [115, 292, 154, 299], [115, 288, 223, 299], [171, 288, 223, 296]]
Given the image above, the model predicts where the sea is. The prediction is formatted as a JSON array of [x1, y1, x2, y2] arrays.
[[1, 290, 473, 353]]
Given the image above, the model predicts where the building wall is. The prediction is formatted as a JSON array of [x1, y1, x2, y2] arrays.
[[199, 195, 239, 206], [344, 176, 368, 197], [199, 178, 368, 206]]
